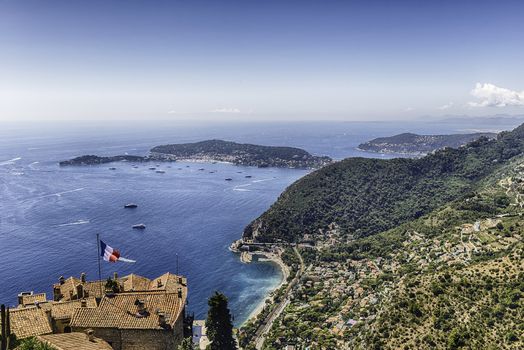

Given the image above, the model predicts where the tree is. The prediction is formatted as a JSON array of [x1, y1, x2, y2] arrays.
[[206, 292, 237, 350], [177, 337, 196, 350], [16, 337, 57, 350]]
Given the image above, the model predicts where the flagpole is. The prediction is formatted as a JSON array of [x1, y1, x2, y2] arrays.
[[97, 233, 103, 299], [176, 253, 179, 275]]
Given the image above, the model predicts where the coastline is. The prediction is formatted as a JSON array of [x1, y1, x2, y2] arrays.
[[355, 147, 425, 156], [174, 158, 235, 165], [241, 251, 290, 326]]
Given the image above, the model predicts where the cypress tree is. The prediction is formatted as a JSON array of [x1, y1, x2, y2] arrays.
[[177, 337, 196, 350], [206, 292, 237, 350]]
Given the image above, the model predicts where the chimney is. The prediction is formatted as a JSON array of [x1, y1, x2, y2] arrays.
[[177, 288, 182, 298], [158, 312, 166, 327], [17, 291, 33, 306], [113, 272, 118, 281], [157, 279, 163, 288], [80, 272, 86, 283], [135, 299, 146, 316], [59, 276, 65, 285], [53, 286, 62, 302], [178, 277, 183, 284], [81, 299, 87, 308], [86, 329, 95, 342], [76, 285, 84, 299]]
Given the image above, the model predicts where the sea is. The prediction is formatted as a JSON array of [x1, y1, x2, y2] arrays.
[[0, 118, 520, 325]]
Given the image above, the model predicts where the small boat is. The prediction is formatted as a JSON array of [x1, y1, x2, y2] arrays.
[[198, 168, 205, 171], [156, 170, 165, 174], [124, 203, 138, 208], [109, 167, 116, 170], [245, 175, 252, 178], [225, 178, 233, 181], [132, 224, 146, 229], [149, 167, 156, 170]]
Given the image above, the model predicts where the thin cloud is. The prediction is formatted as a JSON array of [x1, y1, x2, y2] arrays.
[[438, 102, 454, 110], [405, 107, 414, 112], [468, 83, 524, 107], [167, 110, 177, 114], [211, 108, 241, 113]]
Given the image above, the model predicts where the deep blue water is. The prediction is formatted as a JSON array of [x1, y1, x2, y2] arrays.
[[0, 119, 519, 324]]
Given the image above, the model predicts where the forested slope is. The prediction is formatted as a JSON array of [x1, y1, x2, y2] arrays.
[[243, 124, 524, 242]]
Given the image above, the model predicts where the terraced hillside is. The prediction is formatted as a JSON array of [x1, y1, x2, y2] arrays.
[[258, 156, 524, 349]]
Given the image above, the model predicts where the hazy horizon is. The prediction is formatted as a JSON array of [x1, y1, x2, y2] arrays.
[[1, 0, 524, 122]]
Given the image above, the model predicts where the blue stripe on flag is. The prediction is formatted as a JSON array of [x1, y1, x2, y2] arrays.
[[100, 240, 107, 257]]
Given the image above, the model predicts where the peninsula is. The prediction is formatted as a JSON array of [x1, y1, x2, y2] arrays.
[[358, 131, 497, 155], [58, 154, 152, 166], [60, 139, 332, 169]]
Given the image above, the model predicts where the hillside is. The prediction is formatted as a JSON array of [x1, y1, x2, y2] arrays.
[[150, 139, 332, 169], [243, 124, 524, 243], [259, 155, 524, 349], [358, 132, 497, 155]]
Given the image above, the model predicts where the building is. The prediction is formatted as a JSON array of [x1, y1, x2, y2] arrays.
[[6, 305, 53, 339], [37, 332, 113, 350], [71, 291, 186, 350], [192, 320, 210, 349], [2, 272, 188, 350]]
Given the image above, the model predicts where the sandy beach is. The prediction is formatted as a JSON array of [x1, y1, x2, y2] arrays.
[[242, 251, 290, 325]]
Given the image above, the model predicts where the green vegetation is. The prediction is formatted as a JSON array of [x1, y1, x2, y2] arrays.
[[257, 153, 524, 349], [240, 124, 524, 349], [244, 125, 524, 243], [206, 292, 237, 350], [59, 154, 147, 166], [62, 139, 332, 168], [177, 337, 197, 350], [358, 132, 496, 155], [151, 139, 332, 168], [13, 337, 56, 350], [105, 277, 120, 293]]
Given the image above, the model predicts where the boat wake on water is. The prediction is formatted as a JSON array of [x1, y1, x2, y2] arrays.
[[0, 157, 22, 166], [233, 183, 252, 192], [56, 219, 90, 227], [41, 188, 85, 198], [252, 178, 275, 183]]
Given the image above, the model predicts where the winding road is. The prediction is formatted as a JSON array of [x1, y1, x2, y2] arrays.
[[254, 246, 305, 350]]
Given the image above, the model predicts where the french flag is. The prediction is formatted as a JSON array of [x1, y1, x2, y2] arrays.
[[100, 240, 136, 263]]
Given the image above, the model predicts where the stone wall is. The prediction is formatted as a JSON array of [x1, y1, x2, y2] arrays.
[[73, 324, 184, 350], [74, 327, 122, 349], [52, 318, 70, 333]]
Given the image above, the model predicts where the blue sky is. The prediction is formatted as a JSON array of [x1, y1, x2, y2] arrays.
[[1, 0, 524, 121]]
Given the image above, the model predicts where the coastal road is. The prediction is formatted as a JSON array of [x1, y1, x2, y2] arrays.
[[254, 246, 305, 350]]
